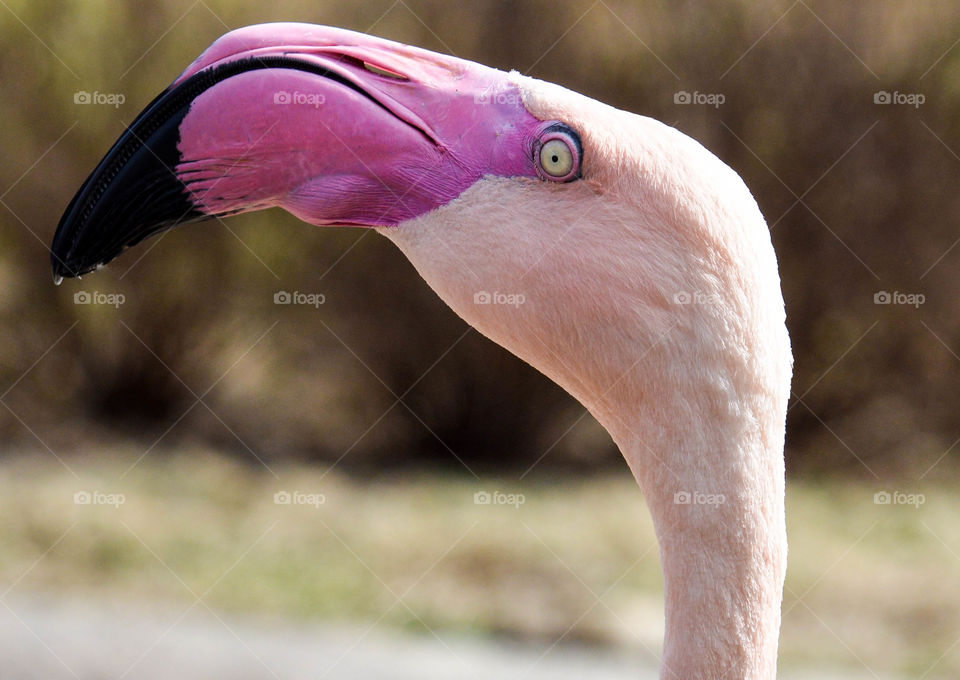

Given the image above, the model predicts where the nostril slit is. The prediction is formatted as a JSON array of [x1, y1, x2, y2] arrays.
[[361, 61, 408, 80]]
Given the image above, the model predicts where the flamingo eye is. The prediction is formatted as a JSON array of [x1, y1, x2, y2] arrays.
[[534, 123, 582, 182], [540, 139, 573, 177]]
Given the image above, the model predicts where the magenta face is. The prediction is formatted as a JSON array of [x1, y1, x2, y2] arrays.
[[51, 23, 583, 279], [173, 23, 556, 227]]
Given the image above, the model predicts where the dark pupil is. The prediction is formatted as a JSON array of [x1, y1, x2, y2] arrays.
[[551, 154, 559, 163]]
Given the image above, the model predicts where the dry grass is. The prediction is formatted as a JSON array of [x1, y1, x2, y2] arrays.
[[0, 450, 955, 677]]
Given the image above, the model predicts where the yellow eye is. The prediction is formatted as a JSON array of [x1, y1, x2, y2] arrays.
[[539, 138, 574, 178], [534, 123, 582, 182]]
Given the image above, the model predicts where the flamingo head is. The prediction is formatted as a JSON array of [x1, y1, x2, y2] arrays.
[[51, 24, 791, 679], [52, 22, 770, 412]]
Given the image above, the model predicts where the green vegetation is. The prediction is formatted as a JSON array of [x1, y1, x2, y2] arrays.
[[1, 451, 955, 677]]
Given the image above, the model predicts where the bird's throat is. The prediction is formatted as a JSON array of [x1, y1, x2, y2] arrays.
[[602, 388, 787, 680]]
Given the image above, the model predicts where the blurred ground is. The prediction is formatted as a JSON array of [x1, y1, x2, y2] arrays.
[[0, 451, 954, 678], [0, 595, 651, 680], [0, 594, 891, 680]]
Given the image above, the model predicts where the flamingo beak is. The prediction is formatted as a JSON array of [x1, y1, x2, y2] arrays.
[[51, 23, 548, 280]]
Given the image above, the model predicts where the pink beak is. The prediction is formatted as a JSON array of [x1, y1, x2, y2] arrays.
[[52, 23, 571, 279]]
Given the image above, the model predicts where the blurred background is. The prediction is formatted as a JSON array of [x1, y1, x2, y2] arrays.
[[1, 0, 958, 678]]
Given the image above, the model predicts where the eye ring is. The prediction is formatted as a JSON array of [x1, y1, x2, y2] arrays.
[[533, 123, 582, 183]]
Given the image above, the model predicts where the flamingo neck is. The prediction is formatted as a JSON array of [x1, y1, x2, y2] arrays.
[[596, 367, 787, 680], [386, 174, 790, 677], [385, 74, 792, 678]]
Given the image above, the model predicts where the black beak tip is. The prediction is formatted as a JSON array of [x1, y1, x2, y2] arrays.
[[50, 260, 70, 284], [49, 207, 112, 282], [50, 56, 329, 283], [49, 76, 212, 285], [50, 223, 83, 281], [49, 250, 82, 283]]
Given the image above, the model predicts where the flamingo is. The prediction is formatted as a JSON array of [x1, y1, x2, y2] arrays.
[[51, 23, 792, 680]]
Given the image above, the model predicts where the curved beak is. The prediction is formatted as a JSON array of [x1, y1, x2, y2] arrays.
[[51, 23, 545, 280]]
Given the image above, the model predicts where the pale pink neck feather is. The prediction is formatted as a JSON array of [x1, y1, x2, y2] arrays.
[[599, 394, 786, 679]]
